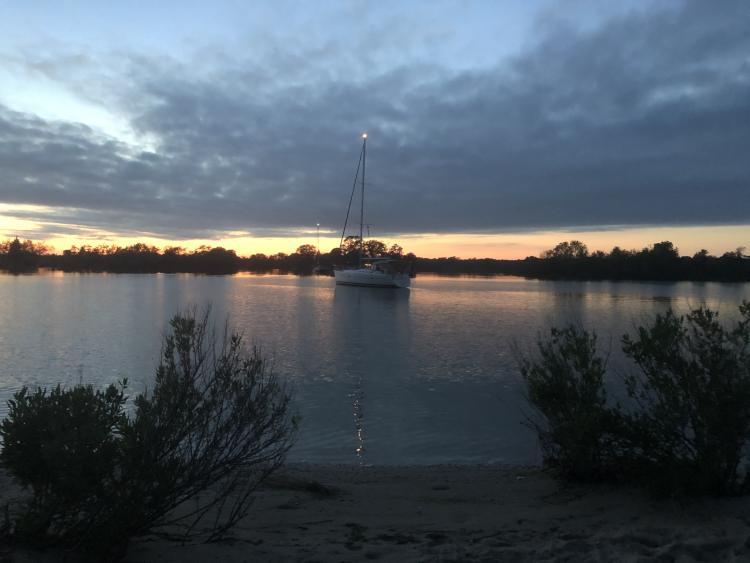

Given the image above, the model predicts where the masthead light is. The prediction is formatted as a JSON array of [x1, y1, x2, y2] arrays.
[[362, 133, 368, 139]]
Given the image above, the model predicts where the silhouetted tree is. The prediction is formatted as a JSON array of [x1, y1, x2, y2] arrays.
[[693, 249, 710, 260], [340, 236, 361, 259], [388, 244, 404, 257], [285, 244, 318, 274], [363, 239, 387, 257], [543, 240, 589, 259], [0, 238, 46, 273], [295, 244, 317, 257]]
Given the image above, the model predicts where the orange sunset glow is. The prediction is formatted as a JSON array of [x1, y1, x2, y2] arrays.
[[3, 218, 747, 260]]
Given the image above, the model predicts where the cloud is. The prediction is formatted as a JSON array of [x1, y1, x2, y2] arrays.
[[0, 0, 748, 241]]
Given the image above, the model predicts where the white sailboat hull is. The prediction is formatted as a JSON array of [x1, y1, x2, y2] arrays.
[[334, 268, 411, 288]]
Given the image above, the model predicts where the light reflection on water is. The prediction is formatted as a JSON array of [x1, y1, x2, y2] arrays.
[[0, 272, 748, 465]]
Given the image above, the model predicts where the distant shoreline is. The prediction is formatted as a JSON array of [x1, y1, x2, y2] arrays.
[[2, 237, 749, 282], [2, 266, 750, 285]]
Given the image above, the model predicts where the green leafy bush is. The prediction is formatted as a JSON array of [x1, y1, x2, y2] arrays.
[[520, 326, 618, 480], [521, 301, 750, 495], [0, 310, 296, 558], [0, 383, 128, 545], [621, 303, 750, 495], [121, 311, 297, 542]]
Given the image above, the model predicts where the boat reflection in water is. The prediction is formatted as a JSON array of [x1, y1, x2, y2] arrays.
[[351, 373, 365, 463], [332, 284, 411, 464]]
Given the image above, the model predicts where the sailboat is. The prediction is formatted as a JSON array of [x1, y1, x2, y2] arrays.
[[334, 133, 411, 288]]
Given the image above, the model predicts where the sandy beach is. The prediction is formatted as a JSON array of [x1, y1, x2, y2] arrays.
[[4, 463, 750, 561], [117, 463, 750, 562]]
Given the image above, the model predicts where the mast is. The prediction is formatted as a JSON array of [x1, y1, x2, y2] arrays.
[[359, 133, 367, 267]]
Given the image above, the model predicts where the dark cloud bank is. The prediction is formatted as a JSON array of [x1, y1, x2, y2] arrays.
[[1, 0, 748, 241]]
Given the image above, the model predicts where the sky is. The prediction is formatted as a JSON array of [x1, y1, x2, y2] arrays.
[[0, 0, 748, 258]]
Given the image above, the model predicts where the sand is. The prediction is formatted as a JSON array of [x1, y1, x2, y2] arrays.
[[117, 463, 750, 562], [4, 463, 749, 561]]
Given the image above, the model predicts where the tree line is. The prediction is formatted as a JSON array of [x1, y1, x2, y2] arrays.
[[416, 240, 750, 281], [0, 236, 412, 276], [1, 237, 749, 281]]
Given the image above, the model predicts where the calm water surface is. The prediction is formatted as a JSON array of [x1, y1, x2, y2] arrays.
[[1, 272, 749, 465]]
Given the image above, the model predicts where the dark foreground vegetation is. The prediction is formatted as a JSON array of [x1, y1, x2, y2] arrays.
[[0, 310, 296, 560], [1, 237, 749, 281], [521, 301, 750, 496]]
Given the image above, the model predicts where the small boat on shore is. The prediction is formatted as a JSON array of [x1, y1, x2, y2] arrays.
[[334, 133, 411, 289]]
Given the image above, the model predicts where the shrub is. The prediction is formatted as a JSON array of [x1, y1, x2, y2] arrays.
[[0, 383, 128, 546], [519, 326, 617, 480], [521, 301, 750, 496], [121, 311, 297, 542], [0, 309, 296, 558], [621, 303, 750, 495]]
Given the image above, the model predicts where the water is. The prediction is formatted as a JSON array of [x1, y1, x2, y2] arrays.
[[1, 272, 748, 465]]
